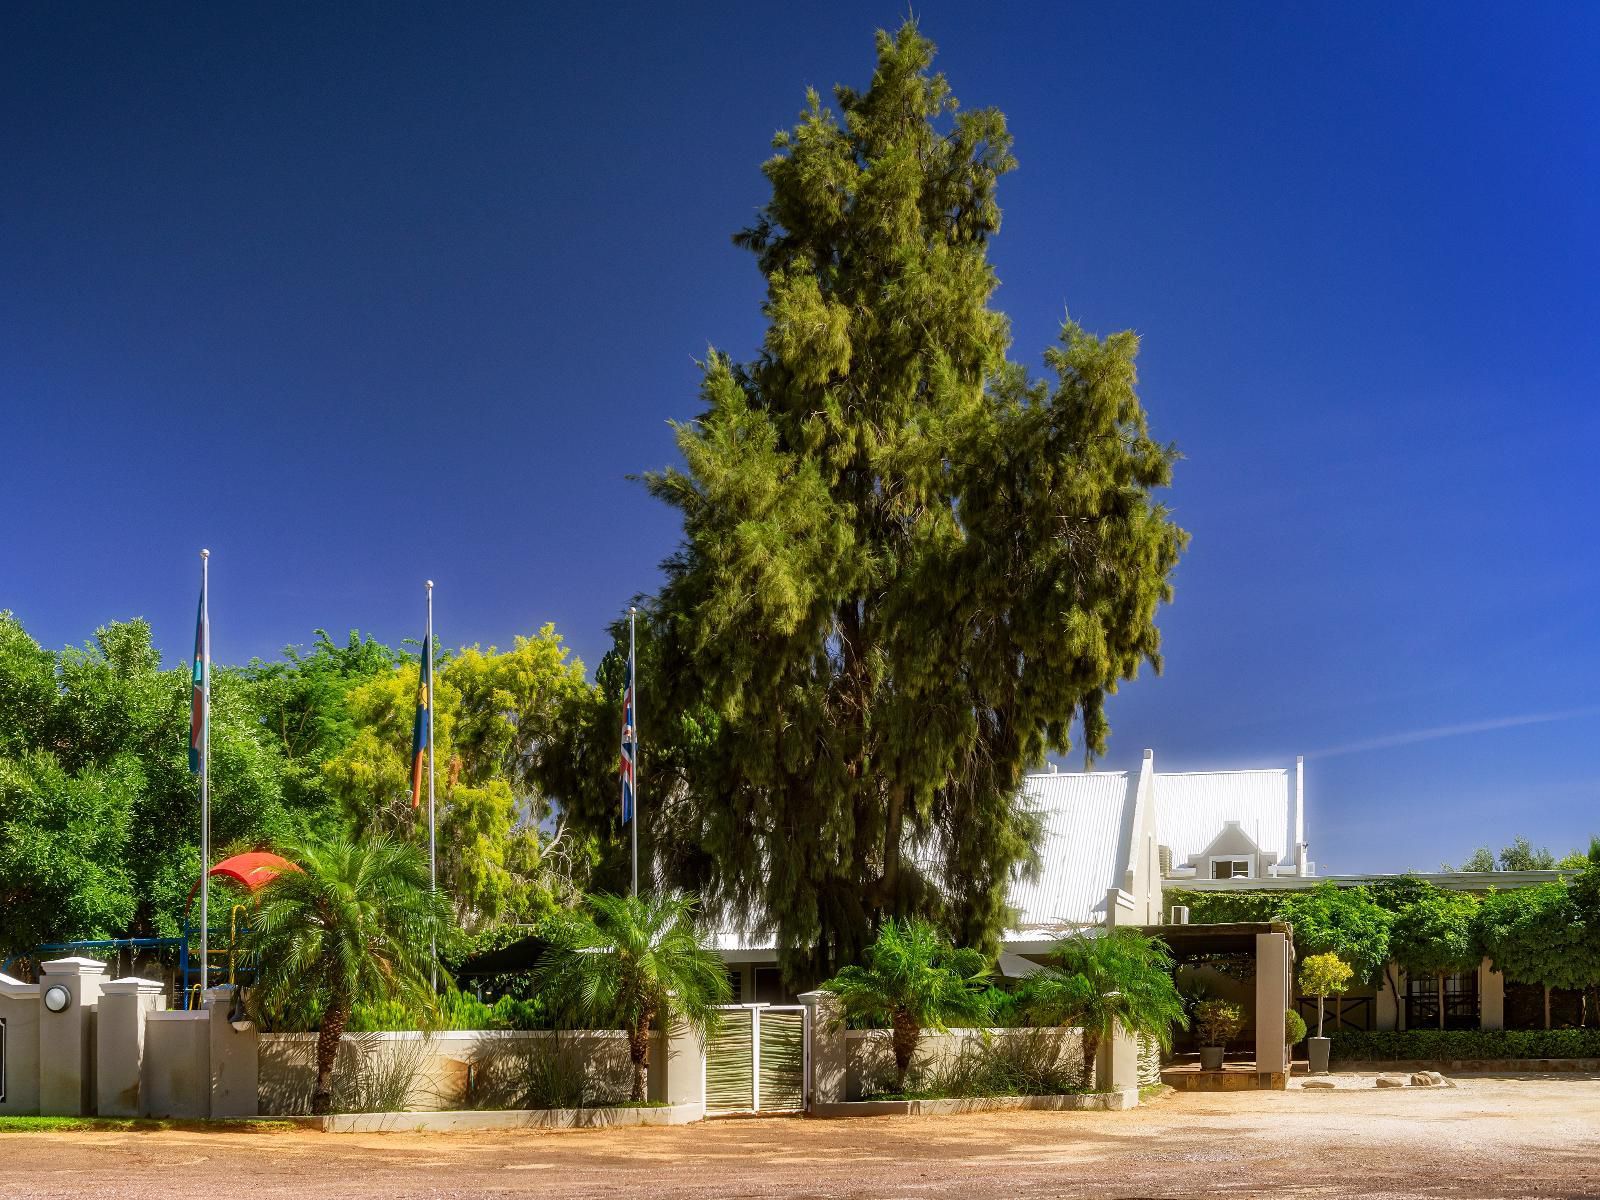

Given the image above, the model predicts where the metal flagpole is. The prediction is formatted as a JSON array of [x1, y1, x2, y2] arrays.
[[198, 548, 211, 1000], [629, 605, 638, 897], [426, 580, 437, 989]]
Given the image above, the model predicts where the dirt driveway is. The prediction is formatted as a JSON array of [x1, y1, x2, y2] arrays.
[[6, 1075, 1600, 1199]]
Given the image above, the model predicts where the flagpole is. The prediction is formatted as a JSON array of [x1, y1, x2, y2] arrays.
[[426, 579, 436, 990], [198, 548, 210, 1000], [629, 605, 638, 898]]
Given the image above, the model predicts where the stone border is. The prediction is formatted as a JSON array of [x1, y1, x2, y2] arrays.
[[810, 1089, 1138, 1118], [273, 1103, 705, 1133], [1335, 1059, 1600, 1074]]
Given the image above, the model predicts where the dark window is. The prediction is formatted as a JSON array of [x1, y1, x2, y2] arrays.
[[725, 967, 743, 1004], [1212, 859, 1251, 880], [753, 967, 785, 1005], [1406, 971, 1479, 1029]]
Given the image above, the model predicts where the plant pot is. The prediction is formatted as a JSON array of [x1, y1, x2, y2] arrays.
[[1198, 1045, 1225, 1071], [1308, 1036, 1331, 1075]]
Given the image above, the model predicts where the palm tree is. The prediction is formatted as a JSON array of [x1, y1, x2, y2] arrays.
[[822, 919, 990, 1093], [536, 890, 730, 1102], [1018, 927, 1186, 1088], [246, 834, 445, 1115]]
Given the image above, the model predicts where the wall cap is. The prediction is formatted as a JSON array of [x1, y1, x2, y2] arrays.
[[102, 976, 167, 995], [40, 956, 110, 976]]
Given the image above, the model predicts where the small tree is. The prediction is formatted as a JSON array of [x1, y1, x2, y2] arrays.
[[1299, 952, 1354, 1038], [1018, 928, 1186, 1088], [1191, 999, 1244, 1047], [822, 919, 990, 1093], [1284, 1007, 1307, 1051], [246, 834, 445, 1114], [536, 890, 730, 1101], [1388, 888, 1480, 1030]]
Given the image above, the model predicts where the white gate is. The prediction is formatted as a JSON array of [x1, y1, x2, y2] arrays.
[[704, 1003, 809, 1114]]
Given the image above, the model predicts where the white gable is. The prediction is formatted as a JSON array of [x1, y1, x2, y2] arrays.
[[1007, 770, 1135, 933], [1155, 769, 1295, 871]]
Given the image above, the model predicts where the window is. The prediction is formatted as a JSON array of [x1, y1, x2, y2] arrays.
[[1406, 971, 1479, 1030], [753, 967, 786, 1005], [1211, 859, 1252, 879], [725, 967, 743, 1004]]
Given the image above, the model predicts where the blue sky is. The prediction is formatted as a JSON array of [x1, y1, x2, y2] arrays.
[[3, 2, 1597, 873]]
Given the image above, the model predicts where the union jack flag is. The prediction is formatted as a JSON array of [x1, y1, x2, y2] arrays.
[[619, 679, 636, 824]]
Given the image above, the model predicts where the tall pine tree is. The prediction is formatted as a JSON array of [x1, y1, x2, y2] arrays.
[[645, 23, 1186, 980]]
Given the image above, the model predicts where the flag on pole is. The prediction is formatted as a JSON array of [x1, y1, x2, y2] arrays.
[[410, 634, 431, 809], [619, 675, 636, 824], [188, 574, 209, 774]]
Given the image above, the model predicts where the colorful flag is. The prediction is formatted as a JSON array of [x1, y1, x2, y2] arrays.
[[619, 676, 636, 824], [410, 634, 431, 809], [188, 574, 209, 774]]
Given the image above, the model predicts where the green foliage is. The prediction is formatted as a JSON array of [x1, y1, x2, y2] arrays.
[[244, 833, 446, 1113], [824, 918, 990, 1091], [1474, 884, 1599, 992], [537, 891, 731, 1101], [1167, 882, 1392, 986], [1019, 929, 1186, 1086], [1299, 952, 1354, 999], [348, 990, 550, 1033], [631, 20, 1185, 978], [1192, 999, 1244, 1047], [0, 750, 139, 955], [1329, 1028, 1600, 1063], [1284, 1008, 1307, 1046], [1443, 837, 1569, 872], [907, 1030, 1088, 1099], [1388, 888, 1480, 978]]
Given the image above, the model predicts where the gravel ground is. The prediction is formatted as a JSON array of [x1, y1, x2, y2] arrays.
[[6, 1074, 1600, 1199]]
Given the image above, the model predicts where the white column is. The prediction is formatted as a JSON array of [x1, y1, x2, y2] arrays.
[[799, 990, 846, 1109], [0, 973, 42, 1114], [97, 977, 165, 1117], [38, 956, 108, 1115], [204, 986, 259, 1117], [1254, 933, 1291, 1083]]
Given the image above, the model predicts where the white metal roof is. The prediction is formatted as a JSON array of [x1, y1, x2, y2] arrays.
[[1005, 770, 1134, 934], [1154, 769, 1294, 869]]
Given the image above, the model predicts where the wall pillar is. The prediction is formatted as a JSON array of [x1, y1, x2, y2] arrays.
[[799, 990, 846, 1109], [0, 973, 42, 1115], [39, 956, 108, 1115], [97, 977, 165, 1117], [204, 987, 258, 1117], [1253, 933, 1290, 1084], [1479, 958, 1505, 1031], [1095, 1022, 1140, 1098], [656, 1014, 706, 1111]]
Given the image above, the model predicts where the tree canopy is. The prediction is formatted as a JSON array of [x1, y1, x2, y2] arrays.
[[635, 21, 1185, 980]]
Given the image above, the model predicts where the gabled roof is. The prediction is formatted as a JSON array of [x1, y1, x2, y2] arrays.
[[1155, 769, 1295, 870], [1007, 770, 1135, 934]]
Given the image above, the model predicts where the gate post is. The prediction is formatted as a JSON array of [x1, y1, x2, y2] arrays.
[[661, 1015, 707, 1112], [39, 956, 107, 1115], [0, 972, 42, 1114], [799, 990, 844, 1110]]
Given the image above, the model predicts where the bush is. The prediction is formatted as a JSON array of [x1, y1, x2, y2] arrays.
[[1284, 1008, 1307, 1046], [1193, 999, 1244, 1047], [1330, 1028, 1600, 1063]]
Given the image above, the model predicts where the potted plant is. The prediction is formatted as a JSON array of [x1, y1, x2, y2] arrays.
[[1298, 952, 1353, 1075], [1284, 1007, 1307, 1070], [1192, 999, 1243, 1071]]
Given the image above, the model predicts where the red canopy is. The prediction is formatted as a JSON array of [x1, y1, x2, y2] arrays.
[[185, 852, 300, 911]]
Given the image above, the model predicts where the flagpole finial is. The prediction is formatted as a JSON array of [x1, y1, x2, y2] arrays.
[[426, 579, 434, 590], [201, 548, 210, 559], [629, 605, 637, 615]]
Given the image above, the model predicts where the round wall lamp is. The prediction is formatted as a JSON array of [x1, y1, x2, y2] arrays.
[[43, 984, 71, 1013]]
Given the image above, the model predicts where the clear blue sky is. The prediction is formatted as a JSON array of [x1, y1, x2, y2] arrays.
[[3, 2, 1597, 874]]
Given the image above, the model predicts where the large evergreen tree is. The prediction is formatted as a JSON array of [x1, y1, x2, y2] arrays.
[[642, 24, 1186, 979]]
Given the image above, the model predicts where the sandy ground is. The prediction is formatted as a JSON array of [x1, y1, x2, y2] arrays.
[[6, 1074, 1600, 1199]]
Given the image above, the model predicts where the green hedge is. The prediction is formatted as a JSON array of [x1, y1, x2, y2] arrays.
[[1330, 1028, 1600, 1062]]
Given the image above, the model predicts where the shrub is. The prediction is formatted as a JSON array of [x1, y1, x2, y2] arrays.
[[1192, 999, 1244, 1047], [1284, 1008, 1307, 1046], [1330, 1028, 1600, 1063]]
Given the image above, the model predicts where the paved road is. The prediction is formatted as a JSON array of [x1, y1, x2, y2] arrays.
[[7, 1076, 1600, 1199]]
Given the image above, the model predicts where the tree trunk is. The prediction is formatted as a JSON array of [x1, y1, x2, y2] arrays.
[[628, 1012, 652, 1103], [1544, 985, 1552, 1030], [1437, 974, 1445, 1030], [1081, 1030, 1100, 1091], [1317, 994, 1325, 1039], [311, 997, 350, 1116], [890, 1010, 920, 1093]]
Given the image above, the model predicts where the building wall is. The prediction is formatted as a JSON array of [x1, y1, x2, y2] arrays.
[[843, 1027, 1086, 1100]]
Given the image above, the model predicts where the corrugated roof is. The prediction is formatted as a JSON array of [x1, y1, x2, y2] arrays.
[[1154, 769, 1293, 869], [1005, 771, 1133, 933]]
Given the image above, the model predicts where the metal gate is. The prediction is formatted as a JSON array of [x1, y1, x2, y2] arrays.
[[704, 1004, 808, 1114]]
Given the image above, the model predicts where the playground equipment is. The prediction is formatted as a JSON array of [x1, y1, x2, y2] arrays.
[[12, 851, 299, 1009]]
